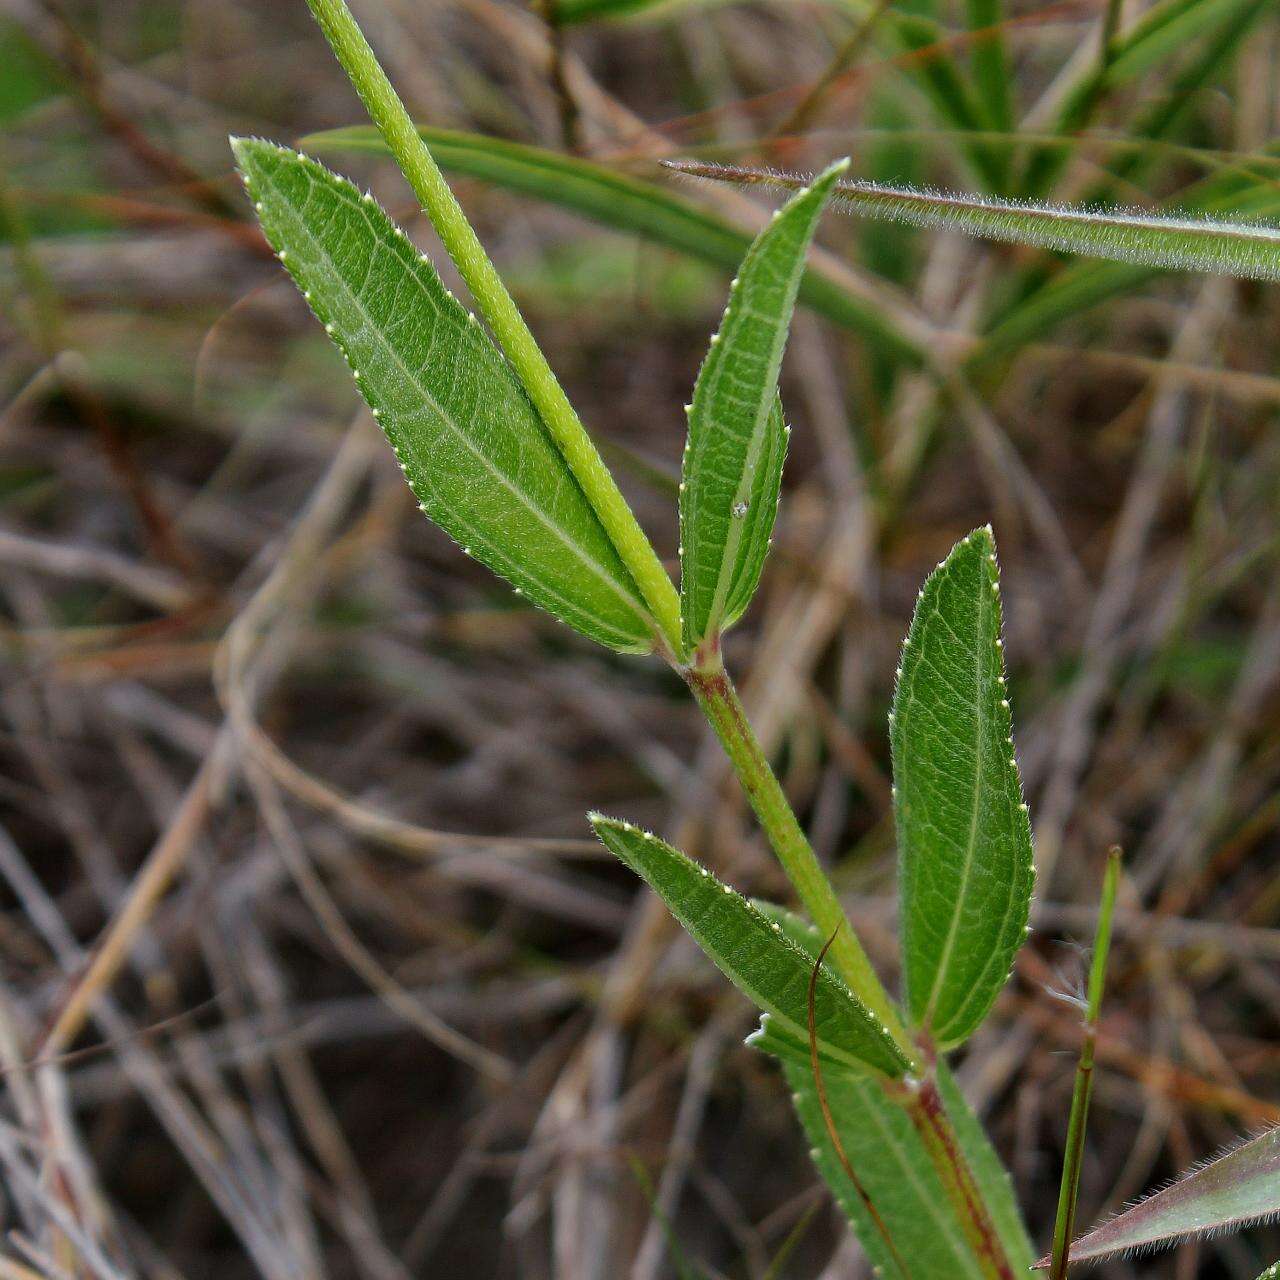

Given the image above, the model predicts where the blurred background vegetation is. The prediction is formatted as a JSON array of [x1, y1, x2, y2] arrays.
[[1, 0, 1279, 1276]]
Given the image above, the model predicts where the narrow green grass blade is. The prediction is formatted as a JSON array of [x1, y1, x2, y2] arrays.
[[784, 1060, 989, 1279], [679, 160, 845, 652], [966, 0, 1013, 138], [302, 126, 923, 361], [666, 161, 1280, 283], [550, 0, 687, 22], [1045, 1127, 1280, 1268], [892, 527, 1034, 1048], [1105, 0, 1252, 82], [233, 138, 652, 654], [589, 815, 909, 1077], [980, 159, 1280, 356], [1020, 0, 1257, 196], [1048, 848, 1121, 1280]]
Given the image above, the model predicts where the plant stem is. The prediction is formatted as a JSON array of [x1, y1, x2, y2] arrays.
[[684, 658, 913, 1058], [688, 656, 1020, 1279], [1049, 846, 1122, 1280], [302, 0, 683, 655]]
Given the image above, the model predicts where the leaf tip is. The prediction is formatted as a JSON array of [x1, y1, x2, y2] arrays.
[[228, 134, 274, 171]]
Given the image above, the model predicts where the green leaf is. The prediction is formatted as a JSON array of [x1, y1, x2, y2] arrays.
[[666, 160, 1280, 283], [589, 815, 908, 1077], [1256, 1263, 1280, 1280], [550, 0, 688, 22], [1049, 1127, 1280, 1268], [232, 137, 653, 655], [935, 1062, 1036, 1275], [892, 526, 1034, 1048], [783, 1060, 989, 1279], [679, 160, 845, 651], [751, 898, 1036, 1273], [1019, 0, 1261, 196], [0, 19, 64, 125], [302, 126, 923, 362]]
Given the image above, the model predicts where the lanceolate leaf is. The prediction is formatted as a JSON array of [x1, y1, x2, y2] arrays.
[[751, 899, 1036, 1274], [1050, 1127, 1280, 1268], [665, 160, 1280, 284], [784, 1060, 989, 1279], [893, 527, 1034, 1048], [679, 160, 846, 652], [589, 815, 908, 1077], [935, 1062, 1036, 1275], [233, 138, 652, 654]]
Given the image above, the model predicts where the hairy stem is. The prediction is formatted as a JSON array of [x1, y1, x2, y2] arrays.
[[1049, 846, 1122, 1280], [302, 0, 683, 654]]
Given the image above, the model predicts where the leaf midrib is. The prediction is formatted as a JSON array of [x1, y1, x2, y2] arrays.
[[919, 572, 989, 1036], [700, 367, 777, 636]]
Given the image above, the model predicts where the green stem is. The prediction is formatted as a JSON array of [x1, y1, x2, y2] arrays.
[[684, 658, 914, 1058], [687, 657, 1020, 1279], [302, 0, 683, 655], [1049, 846, 1122, 1280]]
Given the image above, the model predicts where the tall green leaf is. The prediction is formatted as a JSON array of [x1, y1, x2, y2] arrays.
[[665, 160, 1280, 283], [751, 899, 1036, 1272], [892, 527, 1034, 1048], [233, 138, 653, 654], [935, 1062, 1036, 1274], [1050, 1127, 1280, 1268], [679, 160, 846, 652], [588, 815, 908, 1077], [784, 1061, 989, 1279], [1018, 0, 1260, 196], [965, 0, 1013, 140]]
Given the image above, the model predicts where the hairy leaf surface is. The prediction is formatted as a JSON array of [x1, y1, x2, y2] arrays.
[[936, 1062, 1036, 1274], [680, 160, 845, 651], [893, 527, 1034, 1047], [751, 899, 1035, 1272], [784, 1060, 988, 1279], [233, 138, 652, 653], [589, 816, 908, 1077], [1051, 1127, 1280, 1267]]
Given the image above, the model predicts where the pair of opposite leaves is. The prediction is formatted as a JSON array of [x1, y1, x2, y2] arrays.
[[235, 136, 1033, 1057], [234, 136, 845, 661]]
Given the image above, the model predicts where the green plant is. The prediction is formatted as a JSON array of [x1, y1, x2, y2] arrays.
[[236, 2, 1280, 1274]]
